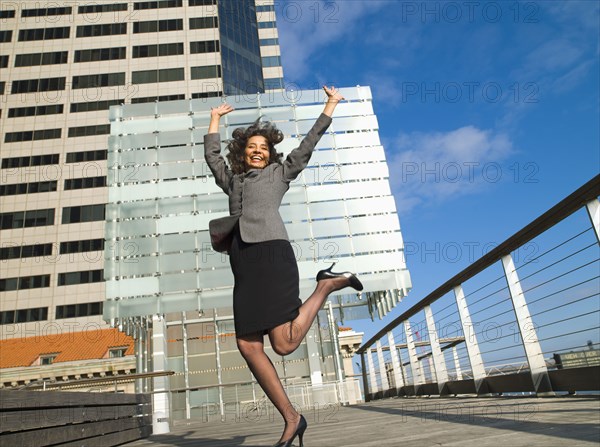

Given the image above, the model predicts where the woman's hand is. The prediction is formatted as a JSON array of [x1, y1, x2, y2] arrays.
[[322, 85, 344, 117], [323, 85, 345, 103], [209, 103, 234, 133], [211, 103, 234, 118]]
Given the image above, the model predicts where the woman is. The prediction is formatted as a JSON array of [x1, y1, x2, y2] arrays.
[[204, 86, 362, 447]]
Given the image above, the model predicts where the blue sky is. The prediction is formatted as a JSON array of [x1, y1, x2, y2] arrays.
[[273, 1, 600, 344]]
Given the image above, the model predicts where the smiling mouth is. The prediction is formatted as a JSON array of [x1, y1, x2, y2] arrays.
[[251, 155, 264, 162]]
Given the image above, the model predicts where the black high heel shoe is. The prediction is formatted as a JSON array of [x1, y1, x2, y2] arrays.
[[273, 414, 307, 447], [316, 263, 363, 291]]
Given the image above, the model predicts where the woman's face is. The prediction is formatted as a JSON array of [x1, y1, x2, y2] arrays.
[[244, 135, 270, 170]]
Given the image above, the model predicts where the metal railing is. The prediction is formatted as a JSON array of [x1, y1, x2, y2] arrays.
[[357, 175, 600, 399]]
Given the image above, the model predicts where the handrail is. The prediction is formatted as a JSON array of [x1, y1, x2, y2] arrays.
[[358, 174, 599, 354], [14, 371, 175, 390]]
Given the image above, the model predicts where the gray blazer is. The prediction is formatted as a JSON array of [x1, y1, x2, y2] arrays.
[[204, 113, 332, 253]]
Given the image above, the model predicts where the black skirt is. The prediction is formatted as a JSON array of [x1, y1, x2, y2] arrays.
[[229, 225, 301, 337]]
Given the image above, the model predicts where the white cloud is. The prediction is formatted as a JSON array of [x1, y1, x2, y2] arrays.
[[388, 126, 514, 213]]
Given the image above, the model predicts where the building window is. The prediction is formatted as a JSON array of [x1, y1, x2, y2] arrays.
[[64, 176, 107, 190], [0, 81, 4, 95], [0, 209, 55, 230], [56, 302, 103, 319], [0, 275, 51, 292], [62, 204, 105, 224], [109, 347, 128, 358], [131, 94, 185, 104], [4, 129, 62, 143], [58, 269, 104, 286], [65, 150, 107, 163], [256, 5, 275, 12], [40, 354, 57, 365], [0, 243, 53, 260], [189, 0, 216, 6], [75, 47, 126, 63], [132, 43, 184, 58], [0, 10, 16, 19], [2, 154, 59, 169], [76, 23, 127, 38], [18, 27, 70, 41], [134, 0, 182, 10], [70, 100, 121, 113], [78, 4, 128, 14], [258, 21, 277, 29], [133, 19, 183, 33], [132, 68, 185, 84], [8, 104, 64, 118], [190, 40, 219, 54], [260, 38, 279, 46], [0, 31, 13, 43], [59, 239, 105, 254], [0, 181, 57, 196], [72, 73, 125, 89], [68, 124, 111, 138], [262, 56, 281, 68], [11, 77, 66, 94], [191, 91, 221, 99], [264, 78, 284, 89], [191, 65, 221, 80], [189, 16, 218, 29], [0, 308, 48, 325], [14, 51, 68, 67], [0, 55, 8, 68], [22, 7, 72, 17]]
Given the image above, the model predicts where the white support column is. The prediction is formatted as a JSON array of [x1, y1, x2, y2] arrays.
[[376, 340, 390, 392], [454, 285, 487, 393], [213, 310, 225, 420], [452, 346, 463, 380], [135, 330, 144, 393], [387, 331, 404, 390], [366, 349, 379, 394], [586, 198, 600, 243], [404, 320, 424, 386], [151, 315, 170, 434], [502, 254, 553, 395], [424, 305, 448, 394], [181, 312, 191, 420], [306, 322, 323, 386], [327, 302, 345, 385]]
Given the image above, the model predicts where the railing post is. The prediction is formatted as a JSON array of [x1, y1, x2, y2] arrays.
[[366, 348, 379, 396], [501, 254, 554, 395], [151, 315, 171, 434], [424, 305, 448, 395], [586, 198, 600, 243], [403, 320, 424, 388], [452, 346, 463, 380], [376, 340, 389, 394], [387, 330, 404, 393], [454, 285, 488, 394]]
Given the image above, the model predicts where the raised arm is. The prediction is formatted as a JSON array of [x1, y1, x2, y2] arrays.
[[282, 86, 345, 182], [204, 104, 235, 194]]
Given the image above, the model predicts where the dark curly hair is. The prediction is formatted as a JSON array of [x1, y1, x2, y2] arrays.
[[226, 119, 284, 174]]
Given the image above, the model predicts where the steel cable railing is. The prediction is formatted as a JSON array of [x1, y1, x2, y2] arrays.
[[357, 175, 599, 399]]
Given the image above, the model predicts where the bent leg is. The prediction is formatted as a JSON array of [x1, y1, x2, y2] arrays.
[[269, 276, 349, 356], [236, 332, 300, 443]]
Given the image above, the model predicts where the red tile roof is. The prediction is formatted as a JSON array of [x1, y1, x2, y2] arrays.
[[0, 328, 134, 368]]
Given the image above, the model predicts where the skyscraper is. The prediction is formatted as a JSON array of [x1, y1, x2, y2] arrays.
[[0, 0, 283, 341]]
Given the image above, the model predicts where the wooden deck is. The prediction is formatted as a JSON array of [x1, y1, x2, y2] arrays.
[[126, 395, 600, 447]]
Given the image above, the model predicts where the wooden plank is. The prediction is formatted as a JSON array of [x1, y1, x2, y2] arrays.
[[0, 415, 152, 447], [0, 391, 150, 410], [57, 425, 153, 447], [1, 404, 143, 432]]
